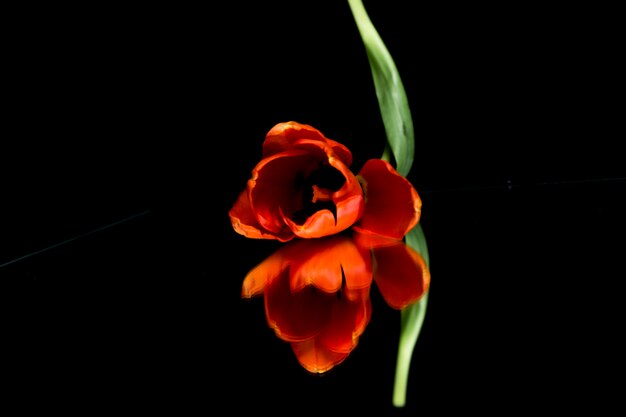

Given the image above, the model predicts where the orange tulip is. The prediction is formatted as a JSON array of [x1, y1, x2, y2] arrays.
[[229, 122, 421, 242], [230, 122, 365, 241], [242, 233, 429, 373]]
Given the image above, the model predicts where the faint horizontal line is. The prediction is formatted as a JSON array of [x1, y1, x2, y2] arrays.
[[0, 209, 151, 269], [422, 177, 626, 194]]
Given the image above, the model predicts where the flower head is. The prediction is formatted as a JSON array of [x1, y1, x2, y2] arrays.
[[229, 121, 421, 241]]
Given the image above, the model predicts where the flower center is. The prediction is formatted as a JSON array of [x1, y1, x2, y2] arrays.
[[291, 163, 345, 224], [311, 185, 333, 203]]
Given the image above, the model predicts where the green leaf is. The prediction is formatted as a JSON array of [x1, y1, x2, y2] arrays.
[[347, 0, 414, 177]]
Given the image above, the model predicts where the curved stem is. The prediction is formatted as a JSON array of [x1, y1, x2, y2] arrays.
[[393, 291, 429, 407], [348, 0, 428, 408]]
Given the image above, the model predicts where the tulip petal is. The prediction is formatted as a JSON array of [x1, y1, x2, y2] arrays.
[[352, 229, 401, 249], [248, 150, 315, 237], [285, 178, 364, 239], [319, 293, 371, 353], [338, 242, 373, 294], [287, 237, 346, 294], [229, 189, 292, 241], [241, 249, 290, 298], [278, 141, 364, 238], [284, 209, 339, 239], [372, 242, 430, 310], [354, 159, 421, 239], [264, 269, 334, 342], [264, 121, 353, 166], [285, 194, 364, 239], [291, 339, 350, 374], [286, 236, 372, 294], [290, 294, 371, 373]]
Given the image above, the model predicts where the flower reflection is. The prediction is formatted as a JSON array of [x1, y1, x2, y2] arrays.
[[242, 233, 430, 374]]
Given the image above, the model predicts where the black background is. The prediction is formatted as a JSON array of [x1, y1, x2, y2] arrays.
[[3, 1, 624, 414]]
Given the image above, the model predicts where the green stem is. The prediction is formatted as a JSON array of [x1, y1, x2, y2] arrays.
[[347, 0, 385, 50], [393, 292, 429, 407], [348, 0, 428, 408], [381, 144, 392, 164]]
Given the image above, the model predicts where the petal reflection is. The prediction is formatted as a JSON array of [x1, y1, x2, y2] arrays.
[[265, 268, 335, 342], [242, 231, 430, 374], [291, 339, 351, 375], [354, 231, 430, 310], [242, 235, 373, 374], [371, 241, 430, 310]]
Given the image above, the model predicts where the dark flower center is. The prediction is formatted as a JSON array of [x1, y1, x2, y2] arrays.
[[292, 163, 345, 224]]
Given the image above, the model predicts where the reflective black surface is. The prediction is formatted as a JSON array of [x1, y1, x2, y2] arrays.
[[4, 1, 623, 414]]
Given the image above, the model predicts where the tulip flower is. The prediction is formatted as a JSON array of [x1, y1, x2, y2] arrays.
[[229, 121, 421, 242], [235, 0, 431, 408], [241, 234, 429, 374]]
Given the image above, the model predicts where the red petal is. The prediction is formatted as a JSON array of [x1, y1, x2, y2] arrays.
[[229, 189, 291, 241], [263, 122, 327, 157], [319, 293, 371, 353], [354, 159, 421, 239], [264, 269, 334, 342], [372, 242, 430, 309], [290, 294, 371, 373], [287, 236, 372, 294], [352, 230, 402, 249], [291, 339, 350, 374], [241, 249, 289, 298], [286, 237, 345, 294], [248, 150, 314, 238], [263, 121, 353, 166], [284, 209, 339, 239], [285, 151, 364, 238]]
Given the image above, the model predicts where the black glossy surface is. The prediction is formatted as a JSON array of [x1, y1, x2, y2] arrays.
[[4, 1, 623, 414]]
